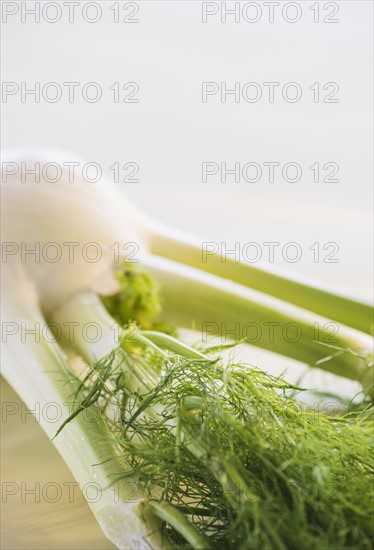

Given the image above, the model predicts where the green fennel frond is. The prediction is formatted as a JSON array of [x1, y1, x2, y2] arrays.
[[58, 336, 374, 550]]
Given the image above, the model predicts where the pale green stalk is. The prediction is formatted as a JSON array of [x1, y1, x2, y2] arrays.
[[148, 224, 373, 335], [141, 254, 373, 389], [0, 278, 167, 550]]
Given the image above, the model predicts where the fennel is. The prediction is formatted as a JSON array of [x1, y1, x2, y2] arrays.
[[1, 149, 373, 549], [1, 149, 372, 380]]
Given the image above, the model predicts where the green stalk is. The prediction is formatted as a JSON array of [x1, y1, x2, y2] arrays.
[[141, 331, 208, 360], [148, 225, 373, 335], [148, 501, 211, 550], [141, 254, 373, 389]]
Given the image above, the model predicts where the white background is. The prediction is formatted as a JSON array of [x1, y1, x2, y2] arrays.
[[2, 0, 373, 293]]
